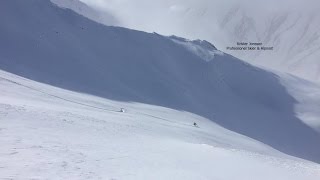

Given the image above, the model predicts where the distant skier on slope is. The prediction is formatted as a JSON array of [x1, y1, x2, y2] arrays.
[[193, 122, 198, 127], [120, 108, 125, 113]]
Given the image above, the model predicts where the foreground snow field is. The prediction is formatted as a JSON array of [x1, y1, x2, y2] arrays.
[[1, 70, 320, 180]]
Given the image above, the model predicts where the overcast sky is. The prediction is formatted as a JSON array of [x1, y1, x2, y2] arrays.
[[79, 0, 320, 13]]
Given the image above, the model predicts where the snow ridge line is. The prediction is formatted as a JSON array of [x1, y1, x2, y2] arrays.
[[0, 77, 122, 113], [134, 112, 198, 128], [0, 76, 202, 129]]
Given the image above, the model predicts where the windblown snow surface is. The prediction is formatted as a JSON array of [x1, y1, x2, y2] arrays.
[[63, 0, 320, 83], [1, 0, 320, 179]]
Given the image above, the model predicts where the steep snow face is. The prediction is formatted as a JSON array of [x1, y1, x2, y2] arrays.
[[279, 74, 320, 132], [1, 70, 320, 180], [68, 0, 320, 82], [1, 0, 320, 167], [169, 36, 221, 62]]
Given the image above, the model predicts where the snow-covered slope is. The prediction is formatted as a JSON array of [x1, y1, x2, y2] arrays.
[[69, 0, 320, 83], [1, 0, 320, 178], [2, 70, 320, 179]]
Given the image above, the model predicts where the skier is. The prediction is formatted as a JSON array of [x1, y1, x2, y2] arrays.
[[193, 122, 198, 127], [120, 108, 125, 113]]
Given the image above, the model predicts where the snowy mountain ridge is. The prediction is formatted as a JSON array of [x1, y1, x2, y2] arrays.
[[65, 0, 320, 83], [169, 36, 222, 62]]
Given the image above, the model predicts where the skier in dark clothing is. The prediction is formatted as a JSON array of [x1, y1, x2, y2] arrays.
[[193, 122, 198, 127]]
